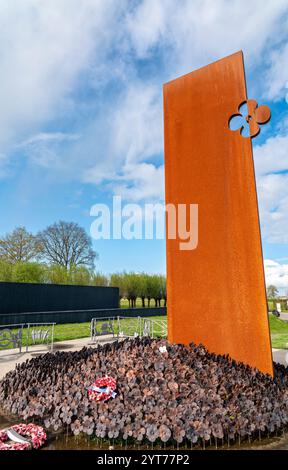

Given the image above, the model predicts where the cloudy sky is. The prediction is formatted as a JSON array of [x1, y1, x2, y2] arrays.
[[0, 0, 288, 288]]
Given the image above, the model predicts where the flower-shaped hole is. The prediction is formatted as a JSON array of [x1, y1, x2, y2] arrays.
[[229, 102, 250, 138], [228, 99, 271, 139]]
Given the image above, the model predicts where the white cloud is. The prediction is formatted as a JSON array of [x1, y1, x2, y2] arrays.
[[83, 0, 288, 199], [254, 135, 288, 176], [110, 163, 164, 202], [264, 259, 288, 291], [124, 0, 172, 59], [110, 85, 163, 165], [125, 0, 288, 80], [265, 42, 288, 101], [257, 172, 288, 243], [0, 0, 288, 206], [17, 132, 80, 168], [254, 135, 288, 243], [0, 0, 125, 149], [19, 132, 80, 147], [82, 83, 164, 199]]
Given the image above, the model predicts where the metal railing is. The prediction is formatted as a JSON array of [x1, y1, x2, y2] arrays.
[[139, 317, 167, 338], [0, 306, 166, 326], [0, 323, 24, 352], [90, 316, 167, 343], [0, 322, 56, 353], [25, 323, 55, 352]]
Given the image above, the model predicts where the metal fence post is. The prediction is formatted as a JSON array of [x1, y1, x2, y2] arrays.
[[26, 323, 30, 352], [20, 324, 23, 353], [51, 323, 54, 352], [117, 316, 120, 340]]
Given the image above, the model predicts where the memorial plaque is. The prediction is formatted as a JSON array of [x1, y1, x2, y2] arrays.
[[163, 51, 273, 375]]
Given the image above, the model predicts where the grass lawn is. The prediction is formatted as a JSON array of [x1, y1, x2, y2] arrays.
[[6, 313, 288, 350], [9, 315, 167, 348], [120, 298, 165, 308], [269, 314, 288, 349], [268, 300, 288, 313]]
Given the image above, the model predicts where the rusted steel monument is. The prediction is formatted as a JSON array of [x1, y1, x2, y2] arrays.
[[164, 51, 273, 375]]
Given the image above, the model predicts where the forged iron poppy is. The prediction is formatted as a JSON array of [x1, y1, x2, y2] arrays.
[[1, 337, 288, 447]]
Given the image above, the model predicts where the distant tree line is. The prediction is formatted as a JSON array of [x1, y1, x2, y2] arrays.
[[0, 223, 166, 308], [110, 272, 166, 307]]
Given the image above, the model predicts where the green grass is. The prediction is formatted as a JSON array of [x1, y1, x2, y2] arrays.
[[120, 298, 165, 308], [7, 322, 92, 348], [5, 312, 288, 351], [8, 316, 167, 348], [269, 314, 288, 349], [268, 300, 288, 313]]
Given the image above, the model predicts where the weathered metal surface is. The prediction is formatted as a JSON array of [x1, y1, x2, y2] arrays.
[[247, 99, 271, 138], [163, 51, 273, 375]]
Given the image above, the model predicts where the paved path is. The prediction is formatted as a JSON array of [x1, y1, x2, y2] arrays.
[[280, 312, 288, 322], [272, 348, 288, 367]]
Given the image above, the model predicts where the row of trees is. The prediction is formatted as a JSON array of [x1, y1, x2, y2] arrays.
[[0, 224, 166, 308], [0, 261, 106, 286], [110, 272, 166, 307], [0, 261, 166, 307]]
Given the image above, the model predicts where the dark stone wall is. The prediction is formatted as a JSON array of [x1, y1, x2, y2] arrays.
[[0, 281, 119, 315], [0, 306, 167, 326]]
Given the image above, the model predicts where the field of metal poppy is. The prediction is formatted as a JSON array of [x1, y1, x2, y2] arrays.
[[1, 337, 288, 450]]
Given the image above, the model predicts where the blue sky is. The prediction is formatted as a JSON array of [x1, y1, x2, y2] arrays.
[[0, 0, 288, 289]]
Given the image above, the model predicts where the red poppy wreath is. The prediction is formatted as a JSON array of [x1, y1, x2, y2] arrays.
[[0, 423, 47, 451], [88, 376, 117, 402]]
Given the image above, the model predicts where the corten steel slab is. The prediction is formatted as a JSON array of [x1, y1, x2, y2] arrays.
[[163, 51, 273, 376]]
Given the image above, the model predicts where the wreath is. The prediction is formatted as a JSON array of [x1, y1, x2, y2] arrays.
[[88, 376, 117, 402], [0, 424, 47, 451]]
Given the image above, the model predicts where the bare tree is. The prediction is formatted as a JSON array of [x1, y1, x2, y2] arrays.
[[37, 221, 97, 269], [0, 227, 39, 263]]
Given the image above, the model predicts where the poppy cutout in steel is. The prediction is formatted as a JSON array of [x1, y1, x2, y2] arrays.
[[229, 99, 271, 138]]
